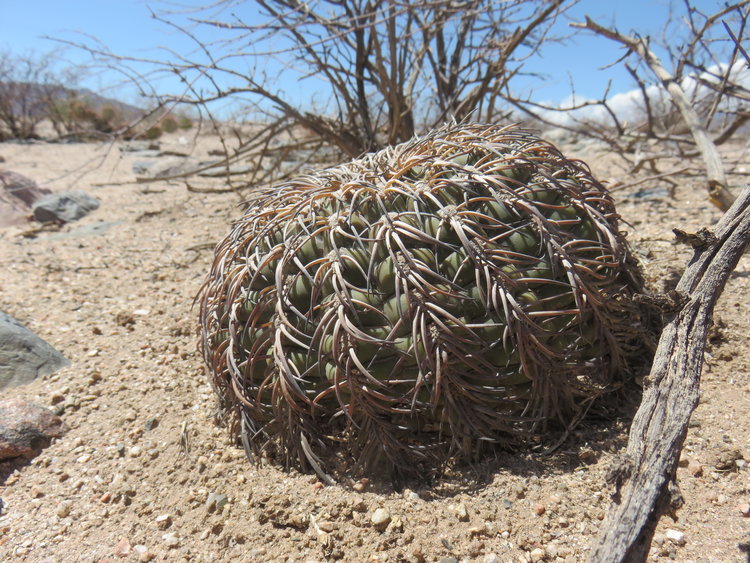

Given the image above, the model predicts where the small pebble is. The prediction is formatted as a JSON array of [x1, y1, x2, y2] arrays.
[[206, 492, 228, 513], [371, 508, 391, 529], [403, 489, 420, 501], [453, 503, 469, 522], [468, 523, 487, 536], [162, 532, 179, 548], [534, 503, 546, 516], [665, 529, 686, 546], [483, 555, 499, 563], [688, 460, 703, 477], [530, 547, 546, 562], [129, 446, 142, 458], [352, 478, 369, 492], [134, 545, 154, 562], [738, 503, 750, 516], [114, 538, 131, 557], [155, 514, 172, 529], [56, 501, 72, 518]]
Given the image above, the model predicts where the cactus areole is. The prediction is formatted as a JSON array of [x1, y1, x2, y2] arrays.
[[199, 123, 652, 479]]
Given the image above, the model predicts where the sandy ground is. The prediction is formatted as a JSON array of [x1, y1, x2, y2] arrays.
[[0, 131, 748, 563]]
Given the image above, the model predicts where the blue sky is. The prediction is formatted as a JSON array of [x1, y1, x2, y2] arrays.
[[0, 0, 730, 112]]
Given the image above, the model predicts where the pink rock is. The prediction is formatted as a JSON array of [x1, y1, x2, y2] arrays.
[[0, 170, 51, 227], [114, 538, 132, 558], [0, 398, 67, 460]]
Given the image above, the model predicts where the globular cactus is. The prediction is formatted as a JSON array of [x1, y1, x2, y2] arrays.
[[199, 122, 654, 479]]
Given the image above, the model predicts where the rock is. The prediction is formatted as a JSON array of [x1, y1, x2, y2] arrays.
[[133, 545, 154, 562], [450, 503, 469, 521], [623, 186, 671, 202], [39, 220, 122, 241], [0, 398, 67, 460], [352, 478, 369, 492], [707, 447, 743, 470], [370, 508, 391, 529], [114, 538, 131, 557], [687, 459, 703, 477], [530, 547, 546, 562], [32, 190, 100, 223], [205, 491, 228, 513], [155, 514, 172, 530], [120, 141, 160, 153], [0, 170, 51, 227], [0, 312, 70, 388], [161, 532, 179, 548], [132, 158, 192, 178], [197, 163, 254, 178], [665, 529, 686, 546], [56, 500, 72, 518]]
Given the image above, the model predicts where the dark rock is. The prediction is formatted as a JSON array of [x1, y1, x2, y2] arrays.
[[629, 186, 670, 201], [0, 398, 67, 460], [120, 141, 160, 153], [32, 190, 100, 223], [0, 312, 70, 389], [0, 170, 51, 227]]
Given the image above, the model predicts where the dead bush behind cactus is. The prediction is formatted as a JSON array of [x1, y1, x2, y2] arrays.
[[198, 122, 657, 481]]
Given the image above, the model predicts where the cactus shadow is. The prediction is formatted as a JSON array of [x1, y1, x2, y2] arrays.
[[390, 384, 643, 500]]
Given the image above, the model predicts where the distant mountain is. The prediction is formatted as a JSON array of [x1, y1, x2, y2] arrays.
[[0, 81, 146, 120], [66, 87, 146, 119]]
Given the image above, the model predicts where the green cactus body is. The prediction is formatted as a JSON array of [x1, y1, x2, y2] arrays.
[[199, 123, 653, 479]]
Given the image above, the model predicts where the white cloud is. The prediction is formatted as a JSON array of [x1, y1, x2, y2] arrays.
[[536, 60, 750, 128]]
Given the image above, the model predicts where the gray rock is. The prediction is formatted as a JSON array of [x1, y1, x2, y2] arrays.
[[0, 170, 51, 227], [0, 398, 67, 460], [205, 491, 228, 513], [132, 158, 192, 178], [198, 163, 254, 178], [32, 190, 100, 223], [39, 220, 123, 241], [0, 312, 70, 389]]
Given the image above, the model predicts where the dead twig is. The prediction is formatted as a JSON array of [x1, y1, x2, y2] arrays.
[[590, 187, 750, 562], [572, 16, 736, 211]]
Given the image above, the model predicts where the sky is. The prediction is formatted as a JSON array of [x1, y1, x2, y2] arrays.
[[0, 0, 736, 118]]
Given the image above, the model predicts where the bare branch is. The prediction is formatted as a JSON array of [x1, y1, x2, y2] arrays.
[[571, 15, 735, 210]]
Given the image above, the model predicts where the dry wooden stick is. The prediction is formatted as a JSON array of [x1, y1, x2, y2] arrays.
[[590, 186, 750, 562], [572, 17, 736, 211]]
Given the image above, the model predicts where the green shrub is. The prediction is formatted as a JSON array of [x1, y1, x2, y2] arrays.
[[144, 125, 163, 140], [161, 116, 178, 133]]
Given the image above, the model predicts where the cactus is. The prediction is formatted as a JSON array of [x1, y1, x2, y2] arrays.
[[199, 122, 654, 479]]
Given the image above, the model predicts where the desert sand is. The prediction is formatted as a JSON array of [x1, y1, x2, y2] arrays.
[[0, 130, 748, 562]]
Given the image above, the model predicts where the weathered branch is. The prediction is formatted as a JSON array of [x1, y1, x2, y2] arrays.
[[590, 187, 750, 562], [572, 16, 736, 211]]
